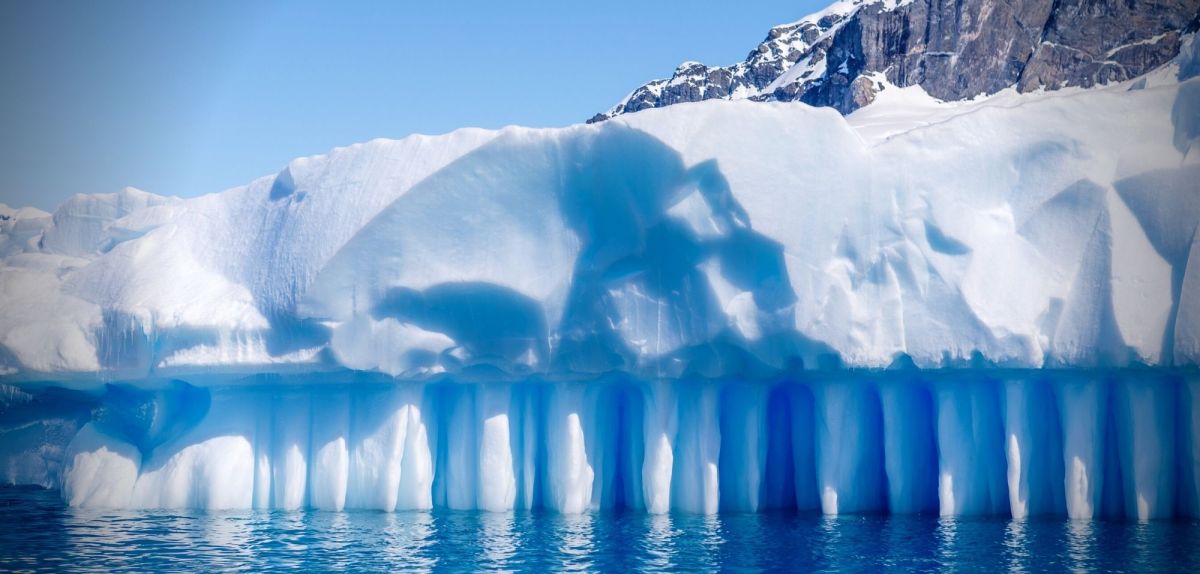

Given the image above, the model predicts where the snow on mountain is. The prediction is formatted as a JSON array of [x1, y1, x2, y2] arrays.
[[0, 38, 1196, 380], [590, 0, 1200, 121]]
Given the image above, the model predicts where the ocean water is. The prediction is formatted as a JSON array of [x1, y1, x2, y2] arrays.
[[2, 487, 1199, 572]]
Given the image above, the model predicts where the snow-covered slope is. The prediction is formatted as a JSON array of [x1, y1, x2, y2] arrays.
[[1, 42, 1197, 380]]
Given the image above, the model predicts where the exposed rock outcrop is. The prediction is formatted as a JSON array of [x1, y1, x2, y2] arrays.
[[590, 0, 1200, 120]]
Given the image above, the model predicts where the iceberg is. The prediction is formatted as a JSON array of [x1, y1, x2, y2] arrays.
[[0, 36, 1198, 516]]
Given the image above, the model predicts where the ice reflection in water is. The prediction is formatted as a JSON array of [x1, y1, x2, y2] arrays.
[[1003, 518, 1030, 572], [698, 514, 724, 570], [935, 515, 958, 565], [3, 489, 1200, 572], [641, 514, 676, 570], [554, 512, 595, 571], [1065, 519, 1095, 573], [274, 511, 308, 559], [201, 511, 254, 569], [478, 511, 518, 569], [382, 511, 437, 570]]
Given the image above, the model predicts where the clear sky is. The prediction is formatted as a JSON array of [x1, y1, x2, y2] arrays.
[[0, 0, 824, 211]]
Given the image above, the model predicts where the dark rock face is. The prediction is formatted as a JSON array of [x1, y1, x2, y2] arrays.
[[590, 0, 1200, 121]]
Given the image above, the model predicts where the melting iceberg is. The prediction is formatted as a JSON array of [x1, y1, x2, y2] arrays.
[[1, 38, 1198, 516]]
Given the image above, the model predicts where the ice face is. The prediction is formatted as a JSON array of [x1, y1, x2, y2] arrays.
[[0, 373, 1183, 517], [1, 61, 1198, 378]]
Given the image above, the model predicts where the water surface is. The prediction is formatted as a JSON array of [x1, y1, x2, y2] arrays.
[[2, 487, 1199, 572]]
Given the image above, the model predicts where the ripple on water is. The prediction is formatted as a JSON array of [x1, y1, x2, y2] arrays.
[[2, 488, 1200, 572]]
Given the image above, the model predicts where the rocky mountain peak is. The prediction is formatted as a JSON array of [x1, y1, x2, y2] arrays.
[[589, 0, 1200, 122]]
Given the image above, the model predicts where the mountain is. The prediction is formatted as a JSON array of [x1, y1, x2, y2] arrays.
[[590, 0, 1200, 121]]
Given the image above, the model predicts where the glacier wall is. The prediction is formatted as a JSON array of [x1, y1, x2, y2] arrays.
[[2, 372, 1195, 518]]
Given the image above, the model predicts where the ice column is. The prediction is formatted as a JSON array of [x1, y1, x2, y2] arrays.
[[718, 382, 767, 512], [878, 379, 938, 513], [934, 378, 1009, 516], [1056, 377, 1108, 519], [129, 390, 257, 510], [1113, 375, 1176, 520], [672, 381, 720, 514], [545, 383, 595, 513], [813, 380, 885, 514], [789, 384, 820, 511], [441, 385, 478, 509], [1181, 376, 1200, 517], [61, 424, 139, 508], [1002, 377, 1064, 518], [476, 383, 517, 512], [346, 387, 414, 511], [309, 392, 350, 511], [641, 380, 677, 514], [270, 392, 310, 510], [395, 387, 434, 510]]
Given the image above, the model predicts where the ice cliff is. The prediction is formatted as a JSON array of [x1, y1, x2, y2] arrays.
[[0, 24, 1198, 517], [3, 50, 1198, 378]]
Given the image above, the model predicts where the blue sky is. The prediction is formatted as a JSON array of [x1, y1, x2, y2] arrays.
[[0, 0, 823, 211]]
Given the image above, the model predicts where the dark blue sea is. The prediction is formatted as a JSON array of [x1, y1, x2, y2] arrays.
[[2, 487, 1199, 572]]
